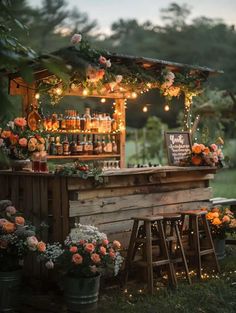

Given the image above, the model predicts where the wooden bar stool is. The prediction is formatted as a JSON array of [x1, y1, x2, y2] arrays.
[[180, 210, 220, 279], [124, 216, 176, 294], [161, 213, 191, 285]]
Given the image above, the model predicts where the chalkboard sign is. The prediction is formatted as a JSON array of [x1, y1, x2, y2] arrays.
[[165, 131, 192, 166]]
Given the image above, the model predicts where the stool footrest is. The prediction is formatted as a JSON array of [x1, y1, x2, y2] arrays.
[[136, 259, 172, 267]]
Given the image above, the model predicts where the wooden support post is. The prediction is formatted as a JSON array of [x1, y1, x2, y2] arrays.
[[115, 99, 126, 168]]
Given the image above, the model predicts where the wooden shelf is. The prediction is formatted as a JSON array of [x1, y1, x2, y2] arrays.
[[43, 130, 120, 135], [47, 154, 120, 160]]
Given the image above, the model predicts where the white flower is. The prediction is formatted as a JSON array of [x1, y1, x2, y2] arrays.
[[45, 260, 54, 269], [7, 121, 14, 129], [27, 236, 38, 251], [115, 75, 123, 83], [106, 59, 111, 68], [69, 224, 107, 244], [71, 33, 82, 45]]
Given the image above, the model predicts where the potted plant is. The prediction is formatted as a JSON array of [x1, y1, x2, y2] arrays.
[[206, 206, 236, 259], [41, 224, 123, 312], [191, 140, 224, 167], [0, 117, 45, 170], [0, 200, 46, 312]]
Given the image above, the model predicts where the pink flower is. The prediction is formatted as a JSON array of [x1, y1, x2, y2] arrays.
[[85, 243, 95, 253], [70, 246, 78, 253], [71, 33, 82, 44], [91, 253, 101, 264], [19, 138, 28, 147], [5, 206, 16, 215], [99, 56, 107, 65], [100, 246, 107, 255], [27, 236, 39, 251], [210, 144, 217, 152], [102, 239, 109, 246], [72, 253, 83, 264], [14, 117, 27, 128], [112, 240, 121, 250]]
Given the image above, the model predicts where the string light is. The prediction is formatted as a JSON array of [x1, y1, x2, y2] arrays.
[[82, 89, 88, 96], [55, 87, 62, 95], [100, 98, 106, 103], [142, 105, 148, 113], [164, 104, 170, 112], [131, 92, 137, 99], [35, 93, 40, 99]]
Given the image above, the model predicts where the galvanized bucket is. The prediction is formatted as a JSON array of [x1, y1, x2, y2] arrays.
[[0, 270, 22, 313], [64, 274, 100, 312]]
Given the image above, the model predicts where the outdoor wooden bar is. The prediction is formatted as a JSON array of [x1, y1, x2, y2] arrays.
[[0, 166, 216, 248]]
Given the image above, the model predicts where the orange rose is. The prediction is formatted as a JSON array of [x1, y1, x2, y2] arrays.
[[212, 212, 219, 218], [113, 240, 121, 250], [70, 246, 78, 253], [15, 216, 25, 226], [192, 144, 202, 154], [14, 117, 27, 128], [212, 217, 222, 225], [19, 138, 28, 147], [2, 222, 15, 233], [100, 246, 106, 255], [199, 144, 205, 151], [191, 155, 202, 166], [222, 215, 230, 223], [91, 253, 101, 264], [109, 250, 116, 259], [85, 243, 95, 253], [1, 130, 11, 138], [203, 147, 210, 155], [37, 241, 46, 252], [9, 134, 19, 145], [72, 253, 83, 264], [206, 212, 214, 220]]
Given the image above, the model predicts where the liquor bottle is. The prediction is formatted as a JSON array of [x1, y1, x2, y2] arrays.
[[112, 136, 118, 154], [106, 135, 113, 154], [76, 113, 80, 131], [71, 111, 77, 130], [76, 135, 83, 155], [102, 113, 107, 132], [63, 136, 70, 155], [101, 135, 106, 153], [55, 136, 63, 155], [83, 135, 89, 155], [98, 113, 103, 133], [65, 110, 71, 130], [84, 107, 91, 131], [61, 113, 66, 130], [87, 135, 93, 155], [49, 136, 57, 155], [112, 113, 117, 132], [80, 114, 85, 131], [70, 135, 77, 155], [52, 113, 59, 131], [106, 114, 112, 133]]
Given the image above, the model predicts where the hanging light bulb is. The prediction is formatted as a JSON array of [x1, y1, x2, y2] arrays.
[[82, 89, 88, 96], [131, 92, 137, 99], [55, 87, 62, 95], [35, 93, 40, 99], [100, 98, 106, 103], [164, 104, 170, 112], [142, 105, 148, 113]]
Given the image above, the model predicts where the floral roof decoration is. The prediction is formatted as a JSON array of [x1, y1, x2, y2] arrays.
[[36, 33, 221, 104]]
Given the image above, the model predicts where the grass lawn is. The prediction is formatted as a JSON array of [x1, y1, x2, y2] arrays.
[[211, 168, 236, 198], [99, 247, 236, 313]]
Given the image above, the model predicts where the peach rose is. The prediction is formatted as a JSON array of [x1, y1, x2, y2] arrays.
[[192, 144, 202, 154], [71, 33, 82, 44], [37, 241, 46, 252], [14, 117, 27, 128], [72, 253, 83, 264], [2, 222, 15, 233], [206, 212, 214, 220], [79, 239, 86, 245], [212, 212, 219, 218], [9, 134, 19, 145], [113, 240, 121, 250], [100, 246, 106, 255], [212, 217, 222, 225], [85, 243, 95, 253], [199, 144, 205, 151], [210, 144, 217, 152], [0, 218, 8, 227], [5, 206, 16, 215], [109, 250, 116, 259], [203, 147, 210, 155], [27, 236, 39, 251], [102, 239, 109, 246], [70, 246, 78, 253], [15, 216, 25, 226], [1, 130, 11, 138], [91, 253, 101, 264], [97, 69, 105, 79], [222, 215, 230, 223], [19, 138, 28, 147], [191, 155, 202, 166]]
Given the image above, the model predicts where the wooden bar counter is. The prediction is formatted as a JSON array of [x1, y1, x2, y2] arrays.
[[0, 166, 216, 247]]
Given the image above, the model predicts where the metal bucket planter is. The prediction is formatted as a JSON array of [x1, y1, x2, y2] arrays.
[[64, 274, 100, 313], [0, 270, 22, 313], [213, 238, 226, 260]]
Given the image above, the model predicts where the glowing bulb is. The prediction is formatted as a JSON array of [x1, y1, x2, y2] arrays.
[[70, 83, 76, 90], [142, 106, 148, 113], [164, 104, 170, 112], [100, 98, 106, 103], [131, 92, 137, 99], [83, 89, 88, 96], [55, 87, 62, 95], [147, 83, 152, 88], [35, 93, 40, 99]]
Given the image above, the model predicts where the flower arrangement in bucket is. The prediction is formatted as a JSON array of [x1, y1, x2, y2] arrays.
[[191, 139, 224, 167], [0, 117, 45, 162], [206, 206, 236, 240], [0, 200, 46, 271]]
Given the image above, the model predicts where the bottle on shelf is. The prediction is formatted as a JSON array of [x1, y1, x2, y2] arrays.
[[76, 135, 83, 155], [111, 113, 118, 132], [61, 113, 66, 130], [80, 114, 85, 131], [76, 113, 80, 131], [49, 136, 57, 155], [63, 136, 70, 155], [71, 111, 77, 130], [52, 113, 59, 131], [83, 135, 89, 155], [101, 135, 106, 153], [84, 107, 91, 132], [106, 114, 112, 133], [70, 135, 77, 155], [112, 135, 118, 154], [55, 136, 63, 155], [87, 135, 93, 155], [105, 135, 113, 154]]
